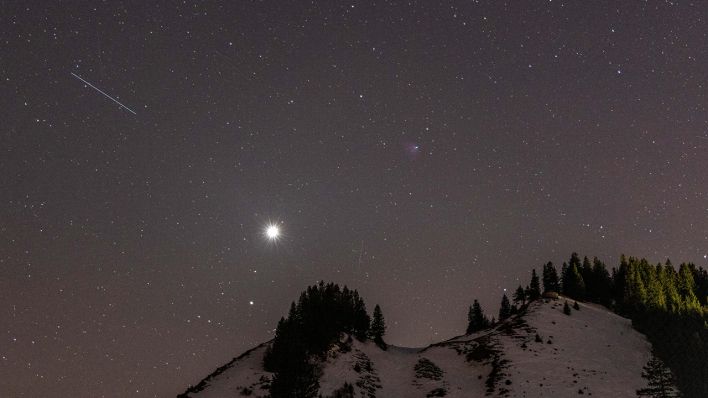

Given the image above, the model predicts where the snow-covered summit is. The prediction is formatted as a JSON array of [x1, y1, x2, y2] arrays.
[[179, 297, 653, 397]]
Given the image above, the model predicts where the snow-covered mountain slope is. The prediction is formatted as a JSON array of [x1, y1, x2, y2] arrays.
[[178, 297, 654, 397]]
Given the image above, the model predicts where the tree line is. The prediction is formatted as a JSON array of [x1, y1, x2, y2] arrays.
[[263, 282, 386, 397], [465, 253, 708, 397]]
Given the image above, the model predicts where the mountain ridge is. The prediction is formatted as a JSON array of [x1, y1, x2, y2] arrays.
[[179, 296, 658, 397]]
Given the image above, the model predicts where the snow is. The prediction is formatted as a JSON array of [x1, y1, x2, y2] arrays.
[[181, 297, 653, 397], [500, 298, 652, 397], [181, 342, 272, 398]]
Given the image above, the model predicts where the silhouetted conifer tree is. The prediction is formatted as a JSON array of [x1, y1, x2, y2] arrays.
[[513, 285, 526, 306], [623, 257, 648, 313], [466, 299, 489, 333], [564, 262, 586, 301], [636, 356, 681, 397], [562, 253, 583, 297], [529, 269, 541, 300], [542, 262, 560, 293], [591, 257, 613, 307], [581, 256, 593, 292], [498, 294, 512, 321], [678, 264, 701, 311], [645, 263, 666, 311], [369, 304, 387, 349], [689, 264, 708, 306], [660, 263, 682, 313], [563, 301, 571, 315]]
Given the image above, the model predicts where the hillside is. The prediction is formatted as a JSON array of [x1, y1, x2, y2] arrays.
[[178, 297, 656, 397]]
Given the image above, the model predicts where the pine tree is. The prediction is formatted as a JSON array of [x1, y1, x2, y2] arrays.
[[623, 258, 647, 313], [563, 301, 571, 315], [466, 299, 489, 333], [573, 301, 580, 310], [513, 285, 526, 306], [474, 300, 489, 329], [690, 264, 708, 306], [569, 252, 582, 269], [591, 257, 613, 307], [529, 269, 541, 300], [581, 256, 594, 294], [498, 294, 512, 321], [612, 255, 629, 310], [542, 262, 560, 293], [562, 252, 583, 297], [565, 263, 586, 301], [678, 264, 701, 311], [351, 291, 370, 341], [636, 356, 681, 397], [645, 263, 666, 311], [660, 263, 682, 313], [369, 304, 387, 349]]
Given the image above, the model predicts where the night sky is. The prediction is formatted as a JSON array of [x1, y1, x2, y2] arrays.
[[2, 1, 708, 397]]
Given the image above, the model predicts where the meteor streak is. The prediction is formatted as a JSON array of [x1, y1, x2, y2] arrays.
[[70, 72, 137, 115]]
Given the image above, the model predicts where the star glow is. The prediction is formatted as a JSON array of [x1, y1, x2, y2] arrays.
[[265, 224, 280, 240]]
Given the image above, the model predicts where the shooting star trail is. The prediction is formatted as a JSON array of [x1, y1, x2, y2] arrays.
[[70, 72, 137, 115]]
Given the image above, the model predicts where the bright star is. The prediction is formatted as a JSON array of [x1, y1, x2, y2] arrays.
[[265, 224, 280, 240]]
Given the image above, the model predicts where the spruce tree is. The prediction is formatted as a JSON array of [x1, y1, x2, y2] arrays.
[[581, 256, 593, 291], [561, 262, 569, 294], [569, 252, 582, 269], [498, 294, 512, 321], [636, 357, 681, 397], [466, 299, 489, 333], [591, 257, 613, 307], [660, 263, 682, 313], [645, 264, 666, 311], [542, 262, 560, 293], [473, 300, 488, 329], [513, 285, 526, 306], [563, 301, 571, 315], [573, 301, 580, 310], [562, 252, 583, 296], [369, 304, 387, 349], [623, 258, 647, 313], [612, 255, 629, 309], [678, 264, 701, 311], [529, 269, 541, 300], [565, 263, 586, 301], [690, 264, 708, 306]]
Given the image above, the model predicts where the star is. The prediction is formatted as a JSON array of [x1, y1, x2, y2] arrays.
[[265, 224, 280, 240]]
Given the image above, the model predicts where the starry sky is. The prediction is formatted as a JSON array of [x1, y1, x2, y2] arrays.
[[2, 1, 708, 397]]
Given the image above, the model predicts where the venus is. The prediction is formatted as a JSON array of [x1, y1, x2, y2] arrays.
[[265, 224, 280, 240]]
